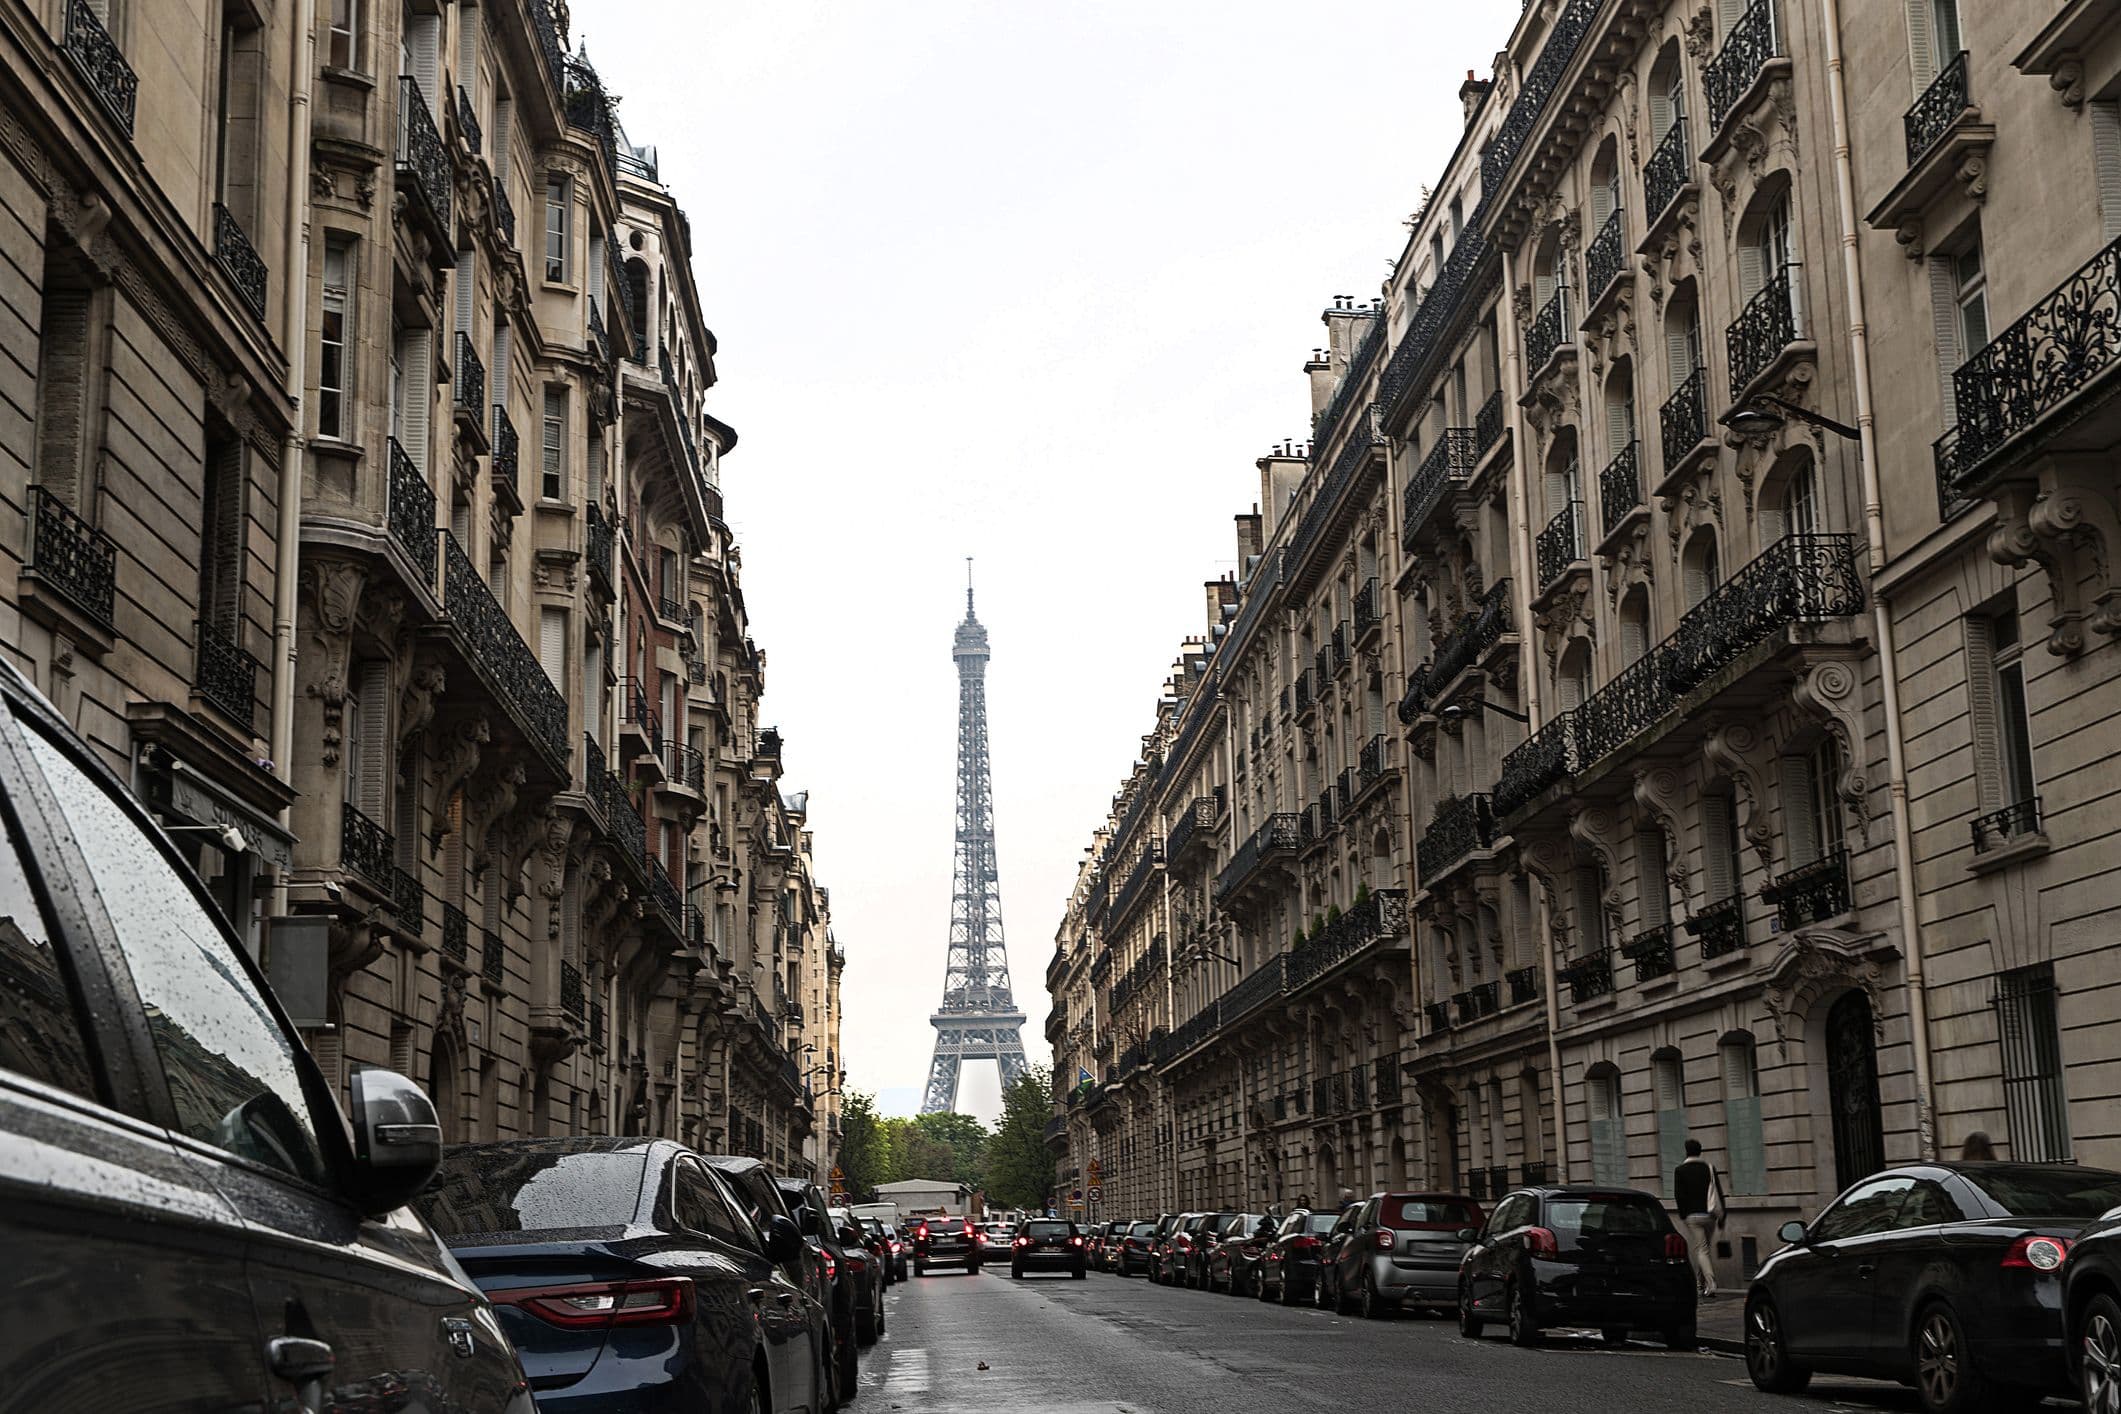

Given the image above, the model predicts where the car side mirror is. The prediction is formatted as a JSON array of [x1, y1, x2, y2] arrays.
[[1456, 1228, 1479, 1244], [765, 1213, 804, 1266], [1778, 1220, 1808, 1245], [838, 1223, 863, 1246], [347, 1068, 442, 1216]]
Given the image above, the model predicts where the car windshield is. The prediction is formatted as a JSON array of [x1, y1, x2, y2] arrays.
[[421, 1147, 649, 1238], [1545, 1194, 1673, 1250], [1024, 1220, 1071, 1238], [1968, 1167, 2121, 1220], [1383, 1196, 1484, 1230]]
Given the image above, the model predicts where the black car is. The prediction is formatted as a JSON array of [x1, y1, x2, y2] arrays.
[[2065, 1201, 2121, 1414], [913, 1213, 984, 1274], [0, 661, 531, 1413], [1116, 1220, 1160, 1276], [1207, 1214, 1275, 1296], [1186, 1211, 1246, 1288], [1011, 1218, 1089, 1278], [424, 1138, 822, 1413], [1458, 1185, 1696, 1349], [772, 1173, 874, 1396], [1747, 1161, 2121, 1412], [1259, 1209, 1339, 1304], [858, 1216, 898, 1287]]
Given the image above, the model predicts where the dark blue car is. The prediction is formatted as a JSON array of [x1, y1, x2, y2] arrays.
[[421, 1137, 828, 1413]]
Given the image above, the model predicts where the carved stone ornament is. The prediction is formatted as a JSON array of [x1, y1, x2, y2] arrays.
[[1703, 719, 1777, 877], [1632, 766, 1690, 909], [1682, 4, 1716, 61], [427, 717, 490, 855], [1791, 659, 1871, 846], [301, 560, 367, 768], [1568, 806, 1627, 941], [1760, 929, 1896, 1054], [1985, 460, 2121, 655], [2051, 59, 2085, 110], [1516, 833, 1576, 954]]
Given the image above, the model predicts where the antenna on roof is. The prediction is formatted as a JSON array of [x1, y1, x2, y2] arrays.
[[966, 556, 975, 616]]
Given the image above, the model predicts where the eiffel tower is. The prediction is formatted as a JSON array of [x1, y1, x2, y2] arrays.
[[922, 565, 1028, 1113]]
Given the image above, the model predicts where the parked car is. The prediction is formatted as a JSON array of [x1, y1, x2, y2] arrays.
[[1116, 1220, 1161, 1277], [1207, 1214, 1275, 1296], [1087, 1219, 1122, 1269], [857, 1216, 898, 1287], [1325, 1192, 1486, 1317], [1186, 1212, 1246, 1288], [1315, 1205, 1364, 1311], [1747, 1162, 2121, 1412], [1458, 1185, 1696, 1349], [913, 1213, 985, 1275], [829, 1206, 889, 1326], [886, 1223, 913, 1280], [1146, 1213, 1185, 1282], [1011, 1218, 1089, 1278], [425, 1138, 822, 1413], [1158, 1212, 1208, 1285], [1259, 1209, 1340, 1304], [773, 1173, 869, 1398], [0, 663, 532, 1414], [2065, 1196, 2121, 1414]]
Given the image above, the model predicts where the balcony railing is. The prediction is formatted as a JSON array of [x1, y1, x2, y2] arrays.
[[1418, 794, 1495, 881], [1507, 964, 1541, 1006], [1421, 578, 1513, 709], [441, 533, 568, 767], [1425, 1000, 1452, 1035], [212, 205, 268, 321], [453, 331, 486, 419], [1331, 623, 1352, 674], [1221, 956, 1288, 1024], [1622, 927, 1675, 982], [1660, 365, 1709, 474], [1496, 711, 1580, 816], [1359, 734, 1387, 787], [1293, 670, 1315, 715], [442, 903, 469, 966], [1403, 427, 1478, 543], [456, 84, 482, 153], [1947, 230, 2121, 489], [1164, 793, 1222, 863], [483, 929, 505, 988], [491, 406, 519, 496], [1285, 889, 1409, 992], [1689, 895, 1746, 960], [1164, 1002, 1222, 1064], [1586, 208, 1628, 303], [1765, 849, 1851, 929], [1536, 499, 1586, 589], [1284, 417, 1384, 579], [585, 503, 615, 590], [666, 742, 706, 791], [495, 184, 515, 245], [1478, 0, 1602, 205], [63, 0, 137, 134], [1562, 948, 1615, 1004], [195, 620, 258, 727], [1313, 314, 1386, 455], [1379, 229, 1494, 419], [1526, 286, 1573, 373], [1336, 765, 1359, 812], [1644, 118, 1691, 225], [1598, 440, 1641, 540], [1354, 577, 1381, 640], [340, 802, 394, 889], [563, 58, 619, 174], [561, 959, 585, 1019], [621, 676, 662, 756], [386, 441, 438, 590], [1455, 980, 1501, 1022], [1728, 267, 1801, 397], [1905, 50, 1969, 165], [28, 487, 116, 629], [395, 76, 452, 239], [647, 859, 682, 933], [1971, 795, 2042, 853], [393, 865, 422, 936], [1475, 390, 1507, 458], [1704, 0, 1782, 127], [1108, 843, 1164, 931]]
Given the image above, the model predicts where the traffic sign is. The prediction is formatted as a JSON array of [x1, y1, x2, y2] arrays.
[[1088, 1185, 1103, 1203], [1087, 1158, 1103, 1182], [1071, 1188, 1083, 1202]]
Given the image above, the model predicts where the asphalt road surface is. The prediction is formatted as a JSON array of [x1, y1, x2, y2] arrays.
[[851, 1266, 2001, 1414]]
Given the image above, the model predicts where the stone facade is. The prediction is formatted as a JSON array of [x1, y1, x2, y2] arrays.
[[0, 0, 841, 1183], [1047, 0, 2121, 1288]]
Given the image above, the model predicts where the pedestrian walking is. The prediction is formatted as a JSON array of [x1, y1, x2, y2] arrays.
[[1673, 1139, 1726, 1297], [1960, 1131, 1997, 1161]]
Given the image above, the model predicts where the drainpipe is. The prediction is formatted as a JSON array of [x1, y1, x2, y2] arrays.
[[268, 0, 318, 922], [1818, 0, 1936, 1157], [1496, 255, 1570, 1181]]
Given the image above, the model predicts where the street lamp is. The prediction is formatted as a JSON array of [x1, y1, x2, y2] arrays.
[[1437, 699, 1531, 724], [1718, 393, 1860, 443]]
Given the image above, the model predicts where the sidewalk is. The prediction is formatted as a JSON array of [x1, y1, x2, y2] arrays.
[[1695, 1291, 1744, 1354]]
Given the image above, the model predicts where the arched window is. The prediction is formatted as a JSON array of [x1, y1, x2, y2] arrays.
[[1683, 528, 1722, 608], [1720, 1032, 1766, 1193], [1782, 458, 1819, 538], [1589, 139, 1624, 230], [1587, 1063, 1627, 1186], [1544, 428, 1584, 522], [1648, 41, 1688, 147], [1652, 1048, 1687, 1198], [1557, 639, 1593, 710], [1739, 184, 1801, 336], [1619, 587, 1652, 665]]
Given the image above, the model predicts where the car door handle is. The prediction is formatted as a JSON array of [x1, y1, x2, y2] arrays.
[[268, 1337, 335, 1384], [747, 1287, 769, 1303], [1856, 1263, 1876, 1279]]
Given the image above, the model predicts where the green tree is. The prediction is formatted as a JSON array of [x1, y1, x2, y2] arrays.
[[836, 1091, 887, 1201], [910, 1111, 989, 1186], [984, 1065, 1055, 1211]]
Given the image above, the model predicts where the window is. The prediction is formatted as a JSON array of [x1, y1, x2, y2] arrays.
[[1652, 1050, 1686, 1198], [1805, 739, 1845, 860], [1808, 1176, 1914, 1242], [1720, 1033, 1765, 1193], [1926, 0, 1961, 63], [544, 178, 570, 283], [1996, 964, 2070, 1162], [199, 420, 245, 637], [1741, 194, 1798, 317], [541, 387, 567, 500], [1702, 790, 1744, 902], [1781, 461, 1819, 538], [20, 725, 329, 1185], [1953, 238, 1988, 357], [1587, 1066, 1626, 1186], [318, 238, 351, 440], [1965, 604, 2037, 835], [1928, 227, 1989, 422], [1639, 827, 1672, 930], [328, 0, 359, 69], [672, 1160, 756, 1248], [539, 607, 566, 692], [1573, 864, 1609, 954], [0, 789, 98, 1099], [32, 249, 106, 504], [213, 5, 264, 227]]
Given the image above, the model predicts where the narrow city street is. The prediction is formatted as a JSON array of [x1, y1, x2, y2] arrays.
[[856, 1271, 1941, 1414]]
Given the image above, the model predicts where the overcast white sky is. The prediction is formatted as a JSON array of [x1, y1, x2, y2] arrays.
[[586, 0, 1511, 1124]]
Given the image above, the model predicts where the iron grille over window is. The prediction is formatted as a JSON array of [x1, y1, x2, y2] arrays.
[[1995, 965, 2071, 1162]]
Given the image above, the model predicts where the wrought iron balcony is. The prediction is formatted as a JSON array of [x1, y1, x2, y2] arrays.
[[647, 859, 682, 933], [563, 58, 619, 174], [1972, 795, 2043, 853], [1380, 229, 1494, 420], [1932, 426, 1975, 522], [1336, 766, 1358, 812], [1660, 365, 1709, 475], [1905, 50, 1969, 165], [495, 184, 515, 245], [1163, 1001, 1222, 1064], [1479, 0, 1601, 204], [453, 332, 486, 420], [1526, 286, 1573, 373], [1562, 948, 1615, 1004], [1689, 895, 1746, 960], [491, 406, 519, 496], [1221, 955, 1287, 1024], [442, 903, 469, 966], [665, 742, 706, 791], [1644, 119, 1691, 226], [1403, 427, 1478, 545], [1507, 964, 1541, 1007], [1293, 669, 1314, 715], [1164, 793, 1222, 864], [29, 487, 116, 630], [1585, 208, 1629, 304], [1705, 0, 1783, 127], [585, 503, 615, 591], [1315, 646, 1330, 685], [440, 533, 568, 767], [1108, 842, 1164, 931], [1475, 391, 1507, 459], [1623, 927, 1675, 982], [1285, 889, 1408, 992], [1284, 417, 1384, 582], [194, 620, 258, 727], [1375, 1064, 1402, 1105], [1354, 577, 1381, 641], [657, 594, 684, 624], [621, 676, 662, 757], [1455, 980, 1501, 1022], [1422, 578, 1514, 706], [393, 865, 423, 937], [62, 0, 136, 135], [1946, 230, 2121, 490], [1425, 1000, 1452, 1035], [561, 959, 585, 1019], [1536, 499, 1586, 590], [1766, 849, 1851, 929], [212, 205, 267, 321], [1359, 733, 1387, 786], [1496, 711, 1580, 816], [1599, 441, 1642, 540], [340, 802, 394, 890], [455, 84, 482, 153], [1312, 314, 1385, 455], [1331, 623, 1352, 675], [395, 76, 453, 242], [605, 770, 645, 865], [1418, 794, 1495, 881], [1728, 267, 1801, 397], [1214, 813, 1302, 902], [1314, 789, 1338, 838]]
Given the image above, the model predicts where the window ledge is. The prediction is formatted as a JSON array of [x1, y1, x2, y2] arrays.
[[1863, 119, 1996, 240], [1703, 947, 1753, 974], [1970, 831, 2051, 876], [320, 66, 376, 93]]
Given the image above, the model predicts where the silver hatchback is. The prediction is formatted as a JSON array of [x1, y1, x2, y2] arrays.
[[1328, 1191, 1486, 1317]]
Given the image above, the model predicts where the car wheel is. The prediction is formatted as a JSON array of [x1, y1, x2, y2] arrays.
[[1915, 1301, 1995, 1414], [1457, 1284, 1485, 1339], [855, 1305, 878, 1346], [2081, 1293, 2121, 1414], [1011, 1265, 1023, 1279], [1361, 1274, 1388, 1320], [1601, 1327, 1628, 1347], [914, 1262, 926, 1278], [1335, 1273, 1358, 1317], [747, 1371, 766, 1414], [836, 1325, 859, 1401], [1072, 1266, 1086, 1280], [1507, 1281, 1541, 1348]]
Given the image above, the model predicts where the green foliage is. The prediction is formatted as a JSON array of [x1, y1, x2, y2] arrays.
[[909, 1111, 988, 1185], [984, 1064, 1056, 1211], [836, 1090, 887, 1201], [1355, 883, 1370, 905], [1327, 903, 1342, 924], [1293, 923, 1307, 945]]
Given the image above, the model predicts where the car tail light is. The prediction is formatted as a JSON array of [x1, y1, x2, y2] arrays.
[[1069, 1236, 1083, 1247], [1525, 1227, 1559, 1259], [1373, 1231, 1395, 1252], [963, 1222, 977, 1240], [1290, 1236, 1319, 1251], [2003, 1236, 2071, 1271], [890, 1241, 902, 1254], [494, 1277, 695, 1330], [1014, 1237, 1030, 1248], [824, 1252, 837, 1281], [848, 1255, 867, 1272], [915, 1223, 929, 1240], [1663, 1233, 1689, 1261]]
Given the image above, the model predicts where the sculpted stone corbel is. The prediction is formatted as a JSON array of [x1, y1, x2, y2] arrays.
[[427, 717, 490, 854], [1988, 472, 2121, 654], [1632, 766, 1689, 910], [1517, 834, 1575, 955], [301, 561, 367, 769], [1682, 5, 1716, 61], [465, 757, 526, 863], [1567, 806, 1626, 942], [1704, 720, 1776, 877], [399, 660, 446, 747], [1790, 659, 1870, 845]]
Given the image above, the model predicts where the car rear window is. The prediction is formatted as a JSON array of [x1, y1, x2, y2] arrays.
[[1969, 1167, 2121, 1221], [1024, 1220, 1071, 1238], [1130, 1222, 1158, 1237], [1544, 1194, 1673, 1250], [422, 1148, 649, 1237], [1383, 1196, 1484, 1229], [1296, 1213, 1338, 1235]]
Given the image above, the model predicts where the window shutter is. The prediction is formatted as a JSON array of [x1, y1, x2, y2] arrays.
[[1665, 314, 1696, 386], [355, 660, 390, 816], [455, 250, 475, 336], [1590, 178, 1613, 228], [1778, 758, 1820, 872], [540, 607, 567, 690], [457, 12, 479, 102], [491, 321, 511, 412], [1649, 83, 1673, 141], [1717, 0, 1746, 35], [408, 13, 440, 105], [1963, 614, 2004, 813], [1702, 795, 1736, 901], [1905, 0, 1936, 90], [33, 284, 94, 502], [1925, 254, 1965, 423], [2093, 103, 2121, 242], [401, 328, 432, 474], [1535, 267, 1555, 307], [202, 431, 247, 632], [1621, 605, 1648, 664], [1737, 239, 1766, 301]]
